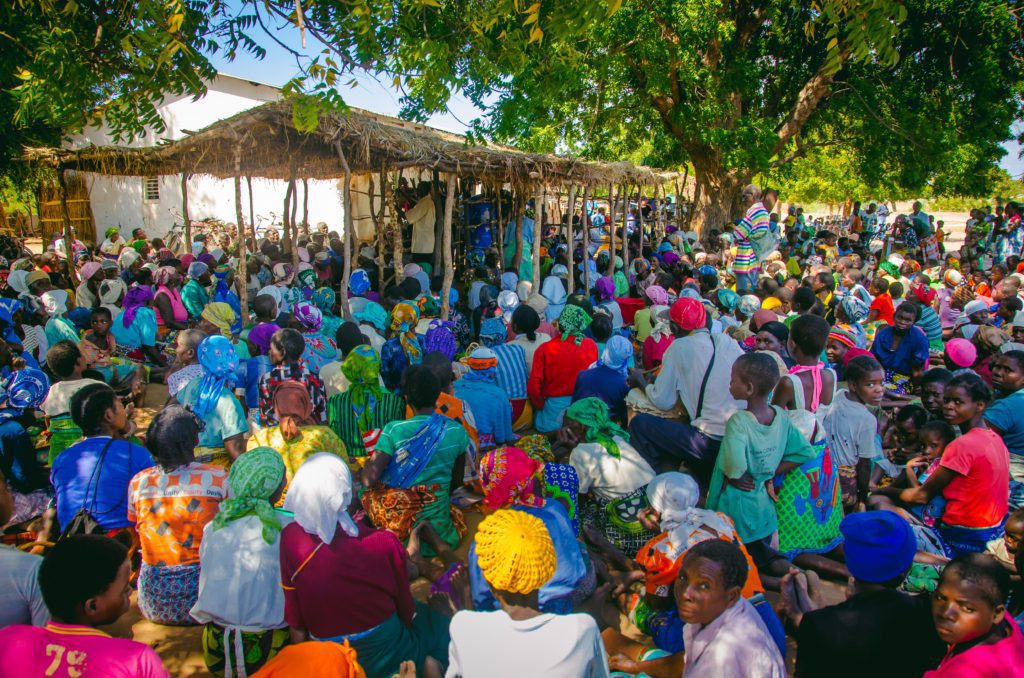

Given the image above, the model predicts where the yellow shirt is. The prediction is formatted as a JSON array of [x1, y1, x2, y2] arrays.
[[247, 425, 348, 481]]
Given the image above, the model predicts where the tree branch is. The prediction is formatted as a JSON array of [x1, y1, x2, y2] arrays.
[[772, 49, 848, 156], [769, 139, 841, 169]]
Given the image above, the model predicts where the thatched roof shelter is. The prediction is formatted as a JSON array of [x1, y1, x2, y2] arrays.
[[28, 100, 667, 189]]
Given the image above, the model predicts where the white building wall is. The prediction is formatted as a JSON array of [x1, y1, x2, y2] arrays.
[[66, 75, 345, 240]]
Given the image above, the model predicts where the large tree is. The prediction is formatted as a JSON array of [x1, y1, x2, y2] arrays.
[[387, 0, 1023, 231]]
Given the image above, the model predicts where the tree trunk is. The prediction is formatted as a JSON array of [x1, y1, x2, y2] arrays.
[[440, 173, 456, 320], [512, 193, 524, 273], [687, 160, 747, 237]]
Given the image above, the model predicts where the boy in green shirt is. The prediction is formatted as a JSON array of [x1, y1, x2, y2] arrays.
[[707, 352, 815, 576]]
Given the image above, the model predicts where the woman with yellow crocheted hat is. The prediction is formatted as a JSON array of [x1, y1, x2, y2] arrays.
[[446, 509, 610, 677]]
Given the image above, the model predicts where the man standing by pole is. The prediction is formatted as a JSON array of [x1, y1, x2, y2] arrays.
[[733, 184, 770, 295]]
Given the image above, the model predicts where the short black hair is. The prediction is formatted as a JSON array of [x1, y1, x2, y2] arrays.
[[920, 367, 954, 388], [335, 321, 367, 356], [46, 340, 81, 379], [402, 364, 441, 410], [873, 277, 890, 294], [894, 404, 928, 429], [1000, 350, 1024, 372], [920, 420, 956, 446], [844, 354, 884, 383], [271, 328, 305, 362], [422, 351, 453, 390], [511, 305, 540, 342], [947, 372, 992, 404], [89, 306, 112, 322], [733, 351, 780, 396], [682, 538, 748, 591], [757, 321, 789, 343], [789, 314, 830, 356], [399, 277, 422, 300], [146, 404, 199, 471], [253, 294, 278, 318], [814, 271, 835, 292], [70, 382, 117, 435], [896, 301, 921, 322], [1002, 296, 1023, 313], [792, 286, 817, 313], [944, 553, 1012, 610], [889, 281, 905, 299], [39, 535, 127, 622], [590, 313, 613, 342]]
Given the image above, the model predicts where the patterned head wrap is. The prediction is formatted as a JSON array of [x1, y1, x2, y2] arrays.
[[738, 294, 761, 317], [350, 269, 370, 296], [0, 298, 23, 325], [294, 302, 323, 333], [879, 261, 900, 279], [272, 263, 294, 285], [193, 335, 239, 419], [297, 268, 317, 289], [122, 285, 154, 328], [201, 302, 236, 338], [417, 294, 440, 319], [0, 368, 50, 415], [475, 509, 556, 595], [716, 288, 740, 312], [479, 447, 544, 511], [312, 286, 336, 314], [154, 266, 177, 287], [840, 295, 870, 323], [464, 346, 498, 383], [564, 397, 629, 459], [341, 345, 384, 434], [597, 335, 633, 377], [209, 447, 285, 544], [557, 304, 592, 345], [974, 326, 1009, 353], [828, 325, 858, 349], [388, 302, 422, 363], [944, 269, 963, 287], [354, 301, 388, 331], [423, 320, 457, 360]]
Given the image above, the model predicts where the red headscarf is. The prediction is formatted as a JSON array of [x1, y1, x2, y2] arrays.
[[669, 297, 707, 331]]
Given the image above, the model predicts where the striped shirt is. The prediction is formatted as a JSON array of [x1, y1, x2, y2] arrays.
[[492, 343, 529, 399], [733, 202, 770, 274], [916, 305, 944, 351], [327, 389, 405, 456]]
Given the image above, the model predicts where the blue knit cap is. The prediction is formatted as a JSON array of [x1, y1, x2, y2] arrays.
[[840, 512, 917, 583]]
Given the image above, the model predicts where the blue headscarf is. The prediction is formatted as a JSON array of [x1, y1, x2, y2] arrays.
[[0, 298, 22, 326], [597, 335, 632, 377], [192, 336, 239, 419], [350, 269, 370, 296], [354, 301, 388, 332], [0, 368, 49, 421]]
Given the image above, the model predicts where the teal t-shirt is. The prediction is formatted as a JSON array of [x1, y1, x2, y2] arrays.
[[176, 377, 249, 448], [707, 407, 815, 542]]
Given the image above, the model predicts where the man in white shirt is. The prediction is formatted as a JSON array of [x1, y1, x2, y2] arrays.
[[405, 181, 436, 261], [446, 509, 610, 678], [627, 297, 744, 484]]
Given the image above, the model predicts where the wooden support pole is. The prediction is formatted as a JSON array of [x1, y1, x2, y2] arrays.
[[440, 173, 456, 320], [621, 183, 630, 273], [288, 161, 299, 270], [606, 183, 616, 276], [181, 173, 191, 253], [566, 185, 577, 296], [56, 170, 78, 285], [246, 176, 255, 244], [636, 185, 644, 265], [233, 153, 248, 321], [495, 184, 504, 272], [334, 141, 354, 320], [582, 185, 591, 293], [532, 181, 544, 292], [283, 172, 293, 253], [432, 170, 444, 273], [302, 178, 309, 231], [391, 169, 405, 283], [512, 191, 525, 274]]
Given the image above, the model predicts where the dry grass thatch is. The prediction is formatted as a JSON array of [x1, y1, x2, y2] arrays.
[[25, 101, 669, 189]]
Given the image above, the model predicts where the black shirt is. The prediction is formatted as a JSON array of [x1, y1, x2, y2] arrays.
[[796, 589, 946, 678]]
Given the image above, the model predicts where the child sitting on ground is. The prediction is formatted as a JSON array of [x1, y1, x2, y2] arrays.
[[707, 352, 816, 577], [869, 419, 956, 528], [986, 508, 1024, 571], [0, 535, 169, 677], [872, 402, 928, 487], [40, 340, 103, 464], [925, 552, 1024, 675], [79, 306, 139, 391], [823, 355, 885, 510]]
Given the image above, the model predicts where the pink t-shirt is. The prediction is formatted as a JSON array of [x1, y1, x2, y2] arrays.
[[939, 427, 1010, 528], [924, 617, 1024, 677], [0, 622, 169, 677]]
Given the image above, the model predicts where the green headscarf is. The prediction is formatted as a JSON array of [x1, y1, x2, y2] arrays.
[[565, 397, 629, 459], [341, 345, 384, 433], [558, 304, 592, 345], [104, 227, 120, 240], [297, 268, 317, 289], [209, 447, 285, 544], [879, 261, 900, 279]]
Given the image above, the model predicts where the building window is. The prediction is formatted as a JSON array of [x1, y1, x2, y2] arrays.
[[143, 177, 160, 202]]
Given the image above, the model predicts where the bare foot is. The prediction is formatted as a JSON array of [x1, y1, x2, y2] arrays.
[[450, 564, 471, 611], [398, 660, 417, 678], [428, 591, 457, 617], [406, 522, 437, 580]]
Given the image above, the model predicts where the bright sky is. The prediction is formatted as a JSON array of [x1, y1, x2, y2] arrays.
[[206, 15, 1024, 179]]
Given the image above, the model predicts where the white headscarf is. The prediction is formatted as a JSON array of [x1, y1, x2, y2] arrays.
[[41, 289, 69, 316], [648, 304, 672, 343], [283, 453, 359, 543], [100, 278, 127, 316], [498, 290, 519, 323], [118, 247, 141, 269], [646, 472, 732, 537], [516, 280, 532, 302], [257, 284, 283, 307], [7, 270, 29, 296]]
